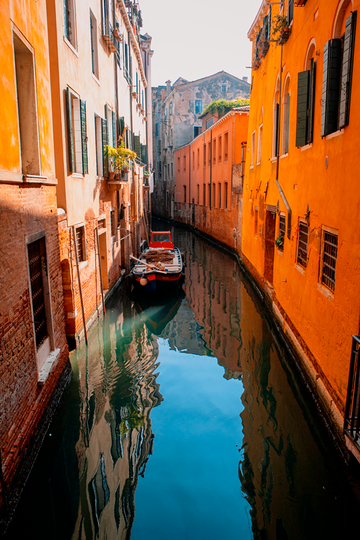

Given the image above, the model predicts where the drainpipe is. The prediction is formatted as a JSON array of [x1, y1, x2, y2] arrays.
[[188, 145, 191, 220], [276, 45, 291, 239], [113, 1, 119, 145], [210, 129, 213, 210]]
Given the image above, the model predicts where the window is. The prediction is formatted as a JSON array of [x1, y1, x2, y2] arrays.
[[95, 114, 107, 177], [296, 59, 316, 146], [257, 125, 263, 164], [194, 126, 201, 137], [13, 33, 40, 175], [27, 237, 49, 349], [90, 11, 99, 78], [255, 207, 258, 235], [297, 220, 308, 268], [321, 11, 356, 136], [203, 184, 206, 206], [197, 184, 200, 205], [224, 132, 229, 161], [320, 229, 338, 292], [63, 0, 77, 48], [213, 139, 216, 164], [218, 136, 222, 163], [206, 118, 214, 129], [75, 225, 86, 262], [197, 148, 200, 169], [183, 155, 186, 171], [192, 152, 195, 170], [212, 184, 216, 207], [178, 157, 180, 171], [224, 182, 228, 209], [183, 185, 187, 203], [287, 0, 294, 25], [195, 100, 203, 114], [218, 183, 221, 208], [208, 142, 211, 166], [66, 88, 88, 175], [169, 102, 173, 115], [171, 162, 174, 178], [282, 76, 290, 154], [278, 214, 286, 251], [251, 131, 255, 167], [110, 210, 116, 236], [203, 144, 206, 167], [164, 107, 167, 119], [222, 84, 226, 92], [273, 78, 280, 157], [155, 122, 159, 137]]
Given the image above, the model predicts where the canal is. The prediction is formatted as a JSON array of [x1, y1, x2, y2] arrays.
[[5, 223, 360, 539]]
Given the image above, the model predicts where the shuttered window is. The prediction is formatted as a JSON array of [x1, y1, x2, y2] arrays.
[[80, 100, 88, 174], [75, 226, 86, 262], [66, 88, 88, 174], [28, 237, 48, 348], [321, 230, 338, 292], [66, 87, 75, 173], [321, 39, 342, 137], [339, 11, 357, 129], [296, 60, 316, 147], [112, 110, 116, 147], [297, 221, 308, 268], [141, 143, 148, 165], [102, 117, 108, 177], [134, 135, 141, 160]]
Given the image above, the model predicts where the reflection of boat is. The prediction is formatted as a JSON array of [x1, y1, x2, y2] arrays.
[[130, 231, 184, 294], [134, 290, 185, 335]]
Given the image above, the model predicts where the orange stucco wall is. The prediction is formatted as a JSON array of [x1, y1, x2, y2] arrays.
[[243, 0, 360, 416], [174, 110, 249, 250]]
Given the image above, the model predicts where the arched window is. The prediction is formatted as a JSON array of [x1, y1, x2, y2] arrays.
[[273, 77, 280, 158], [282, 75, 291, 155]]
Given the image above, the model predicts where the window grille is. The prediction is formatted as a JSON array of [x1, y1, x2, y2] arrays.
[[278, 214, 286, 251], [110, 211, 116, 236], [76, 226, 86, 262], [28, 238, 48, 348], [321, 230, 338, 291], [297, 221, 308, 268], [345, 335, 360, 452]]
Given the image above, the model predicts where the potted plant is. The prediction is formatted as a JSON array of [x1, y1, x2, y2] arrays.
[[105, 140, 137, 178], [272, 14, 291, 45], [275, 235, 284, 249]]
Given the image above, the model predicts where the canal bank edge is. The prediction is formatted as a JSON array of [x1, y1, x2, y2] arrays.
[[0, 360, 72, 535], [153, 216, 357, 466]]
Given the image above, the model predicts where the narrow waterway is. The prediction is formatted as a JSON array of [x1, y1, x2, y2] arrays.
[[5, 223, 360, 539]]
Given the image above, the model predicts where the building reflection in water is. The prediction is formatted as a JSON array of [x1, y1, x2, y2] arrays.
[[70, 293, 163, 540]]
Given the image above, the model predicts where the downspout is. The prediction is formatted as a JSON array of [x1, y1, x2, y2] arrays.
[[210, 129, 213, 210], [114, 1, 119, 145], [276, 45, 291, 239], [188, 145, 191, 215]]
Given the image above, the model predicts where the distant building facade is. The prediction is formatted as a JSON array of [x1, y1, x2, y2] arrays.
[[152, 71, 250, 218]]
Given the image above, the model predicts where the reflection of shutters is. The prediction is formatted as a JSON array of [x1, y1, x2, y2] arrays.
[[134, 135, 141, 159], [28, 237, 48, 348], [102, 118, 108, 176], [80, 100, 88, 174], [65, 87, 75, 173], [296, 71, 309, 147], [321, 39, 342, 137], [119, 116, 125, 138], [339, 11, 357, 129], [141, 144, 148, 165], [101, 0, 109, 37]]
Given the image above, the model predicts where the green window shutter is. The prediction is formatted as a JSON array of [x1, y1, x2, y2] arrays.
[[134, 134, 140, 158], [65, 87, 75, 173], [119, 116, 125, 139], [321, 39, 342, 137], [101, 0, 109, 37], [80, 100, 88, 174], [112, 110, 116, 147], [308, 59, 316, 144], [101, 117, 108, 177], [339, 11, 357, 129], [141, 144, 148, 165], [296, 70, 309, 147]]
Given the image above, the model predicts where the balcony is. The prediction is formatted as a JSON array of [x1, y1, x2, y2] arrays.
[[344, 335, 360, 453], [102, 23, 117, 53], [295, 0, 308, 5]]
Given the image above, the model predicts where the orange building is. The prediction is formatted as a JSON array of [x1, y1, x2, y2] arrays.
[[243, 0, 360, 460], [174, 108, 249, 251], [0, 0, 69, 520]]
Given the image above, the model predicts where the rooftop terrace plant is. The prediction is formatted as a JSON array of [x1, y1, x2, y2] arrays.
[[201, 97, 250, 118]]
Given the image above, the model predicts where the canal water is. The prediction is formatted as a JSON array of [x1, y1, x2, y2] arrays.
[[5, 224, 360, 539]]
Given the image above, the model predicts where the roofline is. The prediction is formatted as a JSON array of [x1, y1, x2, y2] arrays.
[[247, 0, 270, 41], [174, 109, 249, 152], [118, 0, 147, 87]]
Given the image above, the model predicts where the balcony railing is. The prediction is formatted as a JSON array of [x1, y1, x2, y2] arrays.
[[344, 335, 360, 452]]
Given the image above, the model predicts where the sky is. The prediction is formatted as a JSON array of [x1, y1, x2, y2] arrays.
[[139, 0, 260, 87]]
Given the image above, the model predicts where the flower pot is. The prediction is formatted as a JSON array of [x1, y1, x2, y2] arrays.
[[108, 171, 115, 180]]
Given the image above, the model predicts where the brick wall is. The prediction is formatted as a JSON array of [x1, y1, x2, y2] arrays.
[[0, 183, 69, 499]]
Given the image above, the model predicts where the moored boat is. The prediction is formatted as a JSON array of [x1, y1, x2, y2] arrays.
[[130, 231, 184, 294]]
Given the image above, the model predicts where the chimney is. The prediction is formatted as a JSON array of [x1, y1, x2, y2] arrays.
[[242, 76, 249, 83], [166, 80, 172, 95]]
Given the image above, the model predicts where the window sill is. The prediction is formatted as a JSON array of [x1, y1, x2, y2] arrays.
[[38, 348, 60, 386], [270, 157, 277, 163], [280, 153, 288, 159], [23, 174, 48, 183], [71, 173, 84, 179], [300, 143, 312, 152], [294, 263, 305, 276], [276, 249, 284, 257], [92, 73, 100, 86], [79, 260, 88, 270], [250, 165, 254, 170], [63, 36, 79, 57], [317, 282, 334, 301], [325, 129, 344, 140]]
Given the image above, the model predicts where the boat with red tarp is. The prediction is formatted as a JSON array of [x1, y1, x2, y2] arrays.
[[130, 231, 184, 294]]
